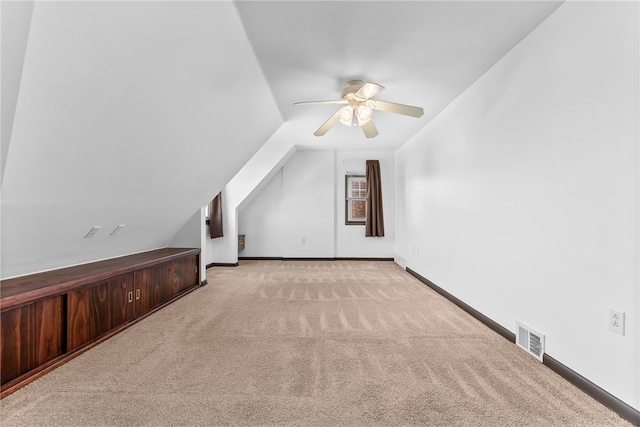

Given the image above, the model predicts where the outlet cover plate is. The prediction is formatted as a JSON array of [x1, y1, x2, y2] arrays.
[[609, 309, 625, 335]]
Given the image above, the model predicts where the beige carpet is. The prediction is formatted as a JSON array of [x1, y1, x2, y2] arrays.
[[0, 260, 631, 426]]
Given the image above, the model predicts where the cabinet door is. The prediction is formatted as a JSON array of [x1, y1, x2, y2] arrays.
[[133, 256, 199, 318], [67, 274, 134, 351], [133, 266, 166, 317], [182, 255, 199, 292], [169, 256, 199, 296], [1, 296, 65, 385]]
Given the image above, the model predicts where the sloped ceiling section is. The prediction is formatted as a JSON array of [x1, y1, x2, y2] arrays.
[[1, 0, 34, 186], [1, 1, 281, 278]]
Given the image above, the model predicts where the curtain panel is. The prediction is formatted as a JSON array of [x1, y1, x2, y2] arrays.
[[209, 192, 223, 239], [365, 160, 385, 237]]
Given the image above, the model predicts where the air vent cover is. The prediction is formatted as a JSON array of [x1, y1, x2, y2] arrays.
[[516, 321, 545, 362], [394, 255, 407, 270]]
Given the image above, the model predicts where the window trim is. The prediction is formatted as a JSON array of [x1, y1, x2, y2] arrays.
[[345, 174, 366, 225]]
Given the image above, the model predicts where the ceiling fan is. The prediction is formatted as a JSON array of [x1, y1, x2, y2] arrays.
[[293, 79, 424, 138]]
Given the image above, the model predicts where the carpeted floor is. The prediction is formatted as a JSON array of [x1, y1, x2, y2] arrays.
[[0, 260, 631, 426]]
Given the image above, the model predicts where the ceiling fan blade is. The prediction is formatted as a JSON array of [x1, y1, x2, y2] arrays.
[[293, 100, 345, 106], [360, 119, 379, 139], [355, 82, 384, 100], [313, 109, 342, 136], [370, 99, 424, 118]]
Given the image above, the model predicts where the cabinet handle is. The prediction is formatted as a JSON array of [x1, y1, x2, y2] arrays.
[[135, 289, 140, 300], [194, 265, 198, 273], [128, 291, 133, 303]]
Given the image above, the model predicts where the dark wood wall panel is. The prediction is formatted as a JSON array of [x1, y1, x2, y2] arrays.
[[1, 296, 65, 384]]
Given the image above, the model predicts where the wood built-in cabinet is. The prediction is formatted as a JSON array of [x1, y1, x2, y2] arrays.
[[67, 274, 134, 351], [0, 248, 200, 398], [1, 296, 65, 386]]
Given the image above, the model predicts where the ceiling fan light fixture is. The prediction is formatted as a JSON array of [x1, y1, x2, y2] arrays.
[[338, 106, 353, 127], [357, 104, 373, 123]]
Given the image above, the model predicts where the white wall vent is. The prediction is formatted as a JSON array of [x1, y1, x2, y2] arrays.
[[516, 321, 545, 362], [394, 255, 407, 270]]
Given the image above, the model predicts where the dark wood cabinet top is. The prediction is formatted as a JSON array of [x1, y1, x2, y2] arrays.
[[1, 248, 200, 310]]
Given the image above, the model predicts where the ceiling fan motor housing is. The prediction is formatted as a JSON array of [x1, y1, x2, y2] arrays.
[[341, 80, 366, 99]]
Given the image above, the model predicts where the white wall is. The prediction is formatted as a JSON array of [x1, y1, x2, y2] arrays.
[[169, 208, 206, 283], [205, 124, 296, 265], [336, 151, 395, 258], [238, 170, 284, 257], [206, 195, 238, 266], [395, 1, 639, 409], [282, 151, 335, 258], [237, 150, 396, 259]]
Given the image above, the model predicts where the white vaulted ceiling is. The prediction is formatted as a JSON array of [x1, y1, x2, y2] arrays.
[[1, 1, 564, 278], [235, 0, 564, 150]]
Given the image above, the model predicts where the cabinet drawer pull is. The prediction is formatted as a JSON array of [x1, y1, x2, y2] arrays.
[[128, 291, 133, 303], [135, 289, 140, 300]]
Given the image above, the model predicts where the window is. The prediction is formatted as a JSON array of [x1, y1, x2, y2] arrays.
[[345, 175, 366, 225]]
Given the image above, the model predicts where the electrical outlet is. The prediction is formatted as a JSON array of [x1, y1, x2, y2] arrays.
[[609, 309, 625, 335], [301, 237, 306, 244]]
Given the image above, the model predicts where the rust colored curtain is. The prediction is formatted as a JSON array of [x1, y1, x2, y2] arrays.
[[209, 192, 223, 239], [365, 160, 385, 237]]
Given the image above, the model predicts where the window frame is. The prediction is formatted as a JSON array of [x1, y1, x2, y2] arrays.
[[345, 174, 367, 225]]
